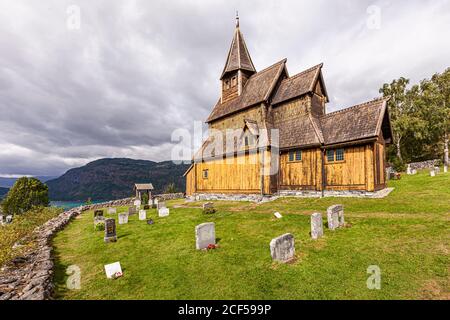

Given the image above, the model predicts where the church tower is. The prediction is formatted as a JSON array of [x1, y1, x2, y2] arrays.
[[220, 14, 256, 104]]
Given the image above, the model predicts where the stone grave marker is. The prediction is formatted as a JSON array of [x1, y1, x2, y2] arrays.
[[327, 205, 340, 230], [134, 199, 141, 207], [147, 218, 154, 225], [434, 166, 440, 174], [328, 204, 345, 227], [310, 213, 323, 240], [128, 207, 137, 215], [139, 210, 147, 221], [412, 169, 417, 175], [107, 207, 117, 214], [444, 165, 448, 173], [94, 210, 104, 218], [104, 262, 122, 279], [157, 201, 166, 210], [158, 207, 169, 217], [5, 215, 13, 224], [430, 169, 436, 177], [406, 164, 412, 175], [118, 213, 128, 225], [202, 202, 216, 214], [274, 212, 283, 219], [0, 214, 4, 225], [195, 222, 216, 250], [270, 233, 295, 263], [104, 218, 117, 243]]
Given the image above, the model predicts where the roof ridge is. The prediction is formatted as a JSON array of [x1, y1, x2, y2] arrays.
[[323, 97, 387, 118], [282, 63, 323, 82], [252, 58, 287, 76]]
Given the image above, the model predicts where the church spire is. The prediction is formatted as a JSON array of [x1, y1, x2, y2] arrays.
[[220, 15, 256, 80]]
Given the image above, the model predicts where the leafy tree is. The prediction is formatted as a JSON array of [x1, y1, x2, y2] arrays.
[[142, 192, 149, 205], [164, 183, 178, 194], [1, 177, 50, 215]]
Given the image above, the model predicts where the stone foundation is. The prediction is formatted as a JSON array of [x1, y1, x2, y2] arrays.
[[189, 193, 279, 203]]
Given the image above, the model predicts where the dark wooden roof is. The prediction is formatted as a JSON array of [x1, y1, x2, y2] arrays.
[[272, 64, 327, 105], [320, 97, 390, 146], [220, 26, 256, 79], [207, 59, 287, 123]]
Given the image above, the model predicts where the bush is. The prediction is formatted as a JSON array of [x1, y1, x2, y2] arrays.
[[142, 193, 149, 205], [1, 177, 49, 215]]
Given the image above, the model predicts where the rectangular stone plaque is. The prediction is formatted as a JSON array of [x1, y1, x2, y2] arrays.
[[327, 205, 341, 230], [107, 207, 117, 214], [158, 207, 169, 217], [139, 210, 147, 221], [270, 233, 295, 263], [104, 218, 117, 243], [118, 213, 128, 225], [195, 222, 215, 250], [311, 212, 323, 240], [274, 212, 283, 219], [104, 262, 122, 279], [128, 207, 137, 215]]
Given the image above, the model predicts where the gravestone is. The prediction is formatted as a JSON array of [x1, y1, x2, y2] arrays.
[[104, 219, 117, 243], [0, 215, 4, 225], [5, 215, 13, 224], [134, 199, 141, 207], [158, 207, 169, 217], [107, 207, 117, 214], [327, 205, 340, 230], [147, 218, 154, 225], [104, 262, 122, 279], [157, 201, 166, 210], [310, 213, 324, 240], [94, 210, 104, 218], [139, 210, 147, 221], [202, 202, 216, 214], [269, 233, 295, 263], [406, 164, 412, 175], [328, 204, 345, 227], [128, 207, 137, 215], [412, 169, 417, 175], [434, 166, 440, 174], [274, 212, 283, 219], [444, 165, 448, 173], [195, 222, 216, 250], [118, 213, 128, 225], [430, 170, 436, 177]]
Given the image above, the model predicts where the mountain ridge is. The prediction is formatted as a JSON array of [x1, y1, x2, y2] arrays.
[[46, 158, 189, 201]]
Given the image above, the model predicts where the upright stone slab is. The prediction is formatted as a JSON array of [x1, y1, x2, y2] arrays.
[[195, 222, 216, 250], [270, 233, 295, 263], [310, 213, 324, 240], [158, 207, 169, 217], [328, 204, 345, 227], [157, 201, 166, 210], [134, 199, 141, 207], [5, 215, 13, 224], [0, 214, 4, 225], [430, 169, 436, 177], [139, 210, 147, 221], [406, 164, 412, 175], [327, 205, 340, 230], [434, 166, 440, 174], [107, 207, 117, 214], [94, 210, 104, 218], [118, 213, 128, 225], [104, 218, 117, 243], [444, 165, 448, 173], [128, 207, 137, 215]]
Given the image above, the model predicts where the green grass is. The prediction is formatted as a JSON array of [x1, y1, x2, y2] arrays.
[[52, 171, 450, 300]]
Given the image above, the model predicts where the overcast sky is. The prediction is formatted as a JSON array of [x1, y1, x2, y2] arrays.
[[0, 0, 449, 177]]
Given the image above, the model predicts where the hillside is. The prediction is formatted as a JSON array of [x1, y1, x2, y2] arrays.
[[46, 158, 189, 201]]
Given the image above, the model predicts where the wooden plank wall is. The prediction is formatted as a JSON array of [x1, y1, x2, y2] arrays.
[[279, 149, 319, 190]]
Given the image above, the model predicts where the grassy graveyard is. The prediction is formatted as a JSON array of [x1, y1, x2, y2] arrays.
[[52, 170, 449, 300]]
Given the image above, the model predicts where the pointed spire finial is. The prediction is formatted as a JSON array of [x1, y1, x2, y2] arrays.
[[236, 11, 239, 28]]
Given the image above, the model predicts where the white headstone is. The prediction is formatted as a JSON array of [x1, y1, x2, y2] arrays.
[[274, 212, 283, 219], [118, 213, 128, 224], [412, 169, 417, 175], [444, 165, 448, 173], [0, 214, 4, 225], [139, 210, 147, 221], [195, 222, 216, 250], [104, 262, 122, 279], [311, 213, 323, 240], [134, 199, 141, 207], [107, 207, 117, 214], [158, 207, 169, 217], [434, 166, 440, 174], [430, 170, 436, 177], [270, 233, 295, 263], [406, 164, 412, 175], [327, 205, 340, 230], [5, 215, 13, 224]]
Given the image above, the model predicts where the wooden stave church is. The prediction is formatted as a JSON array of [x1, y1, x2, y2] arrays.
[[185, 18, 393, 196]]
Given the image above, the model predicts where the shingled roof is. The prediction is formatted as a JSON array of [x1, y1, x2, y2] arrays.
[[207, 59, 287, 123], [271, 63, 328, 105], [220, 22, 256, 79], [320, 97, 391, 146]]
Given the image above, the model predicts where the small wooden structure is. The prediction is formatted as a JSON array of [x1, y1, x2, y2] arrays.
[[134, 183, 154, 201]]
